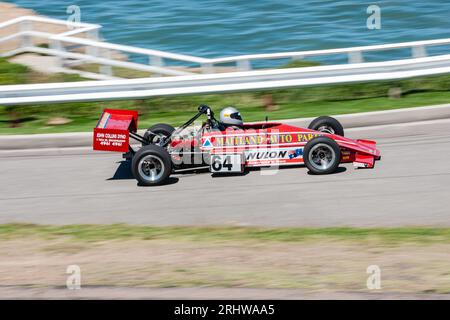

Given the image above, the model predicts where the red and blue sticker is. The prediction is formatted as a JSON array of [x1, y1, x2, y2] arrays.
[[288, 148, 303, 159]]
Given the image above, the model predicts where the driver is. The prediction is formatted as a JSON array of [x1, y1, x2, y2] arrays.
[[219, 106, 244, 130]]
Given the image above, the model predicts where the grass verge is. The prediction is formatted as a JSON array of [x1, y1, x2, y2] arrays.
[[1, 223, 450, 244]]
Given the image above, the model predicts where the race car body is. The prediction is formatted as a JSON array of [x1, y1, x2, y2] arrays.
[[93, 104, 381, 185], [199, 122, 379, 168]]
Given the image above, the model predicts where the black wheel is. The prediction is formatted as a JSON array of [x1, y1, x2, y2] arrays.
[[308, 116, 344, 136], [131, 145, 172, 186], [143, 123, 175, 146], [303, 136, 341, 175]]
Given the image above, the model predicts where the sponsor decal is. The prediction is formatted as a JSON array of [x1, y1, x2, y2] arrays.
[[341, 149, 351, 161], [244, 147, 305, 165], [288, 148, 303, 159], [202, 138, 212, 148], [354, 162, 369, 168], [246, 150, 288, 161], [213, 133, 319, 147], [93, 128, 129, 152], [96, 112, 111, 129]]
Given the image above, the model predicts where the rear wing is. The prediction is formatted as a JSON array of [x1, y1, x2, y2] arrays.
[[93, 109, 138, 152]]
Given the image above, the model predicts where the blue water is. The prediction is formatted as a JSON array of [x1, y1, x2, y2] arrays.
[[6, 0, 450, 66]]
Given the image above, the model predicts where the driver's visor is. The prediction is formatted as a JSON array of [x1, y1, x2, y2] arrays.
[[230, 112, 242, 120]]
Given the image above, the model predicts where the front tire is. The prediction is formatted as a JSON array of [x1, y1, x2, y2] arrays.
[[308, 116, 344, 136], [132, 145, 172, 186], [303, 136, 341, 175]]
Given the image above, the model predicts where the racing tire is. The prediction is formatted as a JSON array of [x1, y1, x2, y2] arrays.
[[303, 136, 341, 175], [308, 116, 344, 136], [143, 123, 175, 146], [132, 145, 172, 186]]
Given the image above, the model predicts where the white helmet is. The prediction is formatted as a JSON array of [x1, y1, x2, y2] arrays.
[[220, 106, 243, 126]]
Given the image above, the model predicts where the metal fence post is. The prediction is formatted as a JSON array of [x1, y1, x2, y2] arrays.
[[412, 45, 427, 58], [49, 39, 64, 68], [85, 44, 98, 57], [237, 59, 251, 71], [201, 62, 214, 74], [348, 51, 364, 64], [99, 48, 113, 76], [20, 19, 33, 48], [149, 56, 164, 77], [150, 56, 164, 67], [85, 29, 100, 57], [87, 28, 100, 41]]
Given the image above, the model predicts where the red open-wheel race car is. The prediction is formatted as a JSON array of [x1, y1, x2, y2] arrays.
[[93, 104, 381, 186]]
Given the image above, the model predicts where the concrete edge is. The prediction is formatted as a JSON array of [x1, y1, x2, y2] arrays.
[[1, 103, 450, 150]]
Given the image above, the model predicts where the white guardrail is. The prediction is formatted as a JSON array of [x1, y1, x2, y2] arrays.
[[3, 53, 450, 105], [2, 16, 450, 105]]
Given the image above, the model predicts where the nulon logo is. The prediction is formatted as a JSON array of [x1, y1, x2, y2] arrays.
[[246, 150, 288, 161]]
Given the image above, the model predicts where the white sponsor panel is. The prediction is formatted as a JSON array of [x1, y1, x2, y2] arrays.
[[244, 147, 304, 166]]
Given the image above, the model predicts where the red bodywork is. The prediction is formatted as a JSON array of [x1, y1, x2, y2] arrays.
[[196, 122, 380, 168], [93, 109, 380, 169]]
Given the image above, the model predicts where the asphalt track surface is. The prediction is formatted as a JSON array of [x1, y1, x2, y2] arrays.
[[1, 119, 450, 227]]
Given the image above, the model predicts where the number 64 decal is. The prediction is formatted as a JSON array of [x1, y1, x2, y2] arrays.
[[210, 154, 243, 173]]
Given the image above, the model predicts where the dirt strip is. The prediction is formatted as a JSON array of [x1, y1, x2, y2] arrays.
[[1, 237, 449, 299]]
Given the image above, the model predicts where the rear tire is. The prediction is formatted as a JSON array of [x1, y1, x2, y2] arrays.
[[308, 116, 344, 136], [132, 145, 172, 186], [143, 123, 175, 146], [303, 136, 341, 175]]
